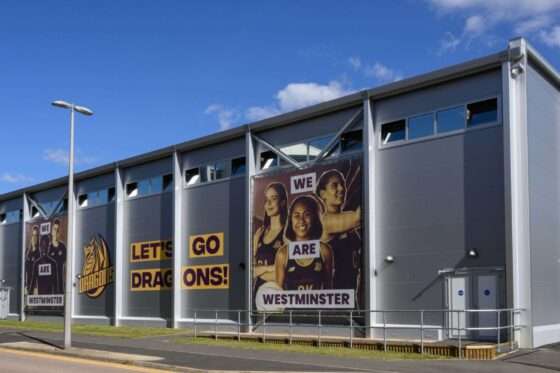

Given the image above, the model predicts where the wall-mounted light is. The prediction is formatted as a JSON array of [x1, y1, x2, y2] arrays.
[[467, 248, 478, 258], [384, 255, 395, 264], [511, 63, 525, 77]]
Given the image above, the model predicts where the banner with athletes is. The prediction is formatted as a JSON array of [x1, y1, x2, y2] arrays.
[[252, 155, 363, 311], [24, 215, 68, 309]]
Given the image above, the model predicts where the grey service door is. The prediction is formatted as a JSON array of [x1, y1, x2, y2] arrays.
[[476, 274, 498, 339], [447, 276, 468, 338]]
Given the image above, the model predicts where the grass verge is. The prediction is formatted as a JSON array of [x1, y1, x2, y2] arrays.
[[0, 320, 187, 339], [173, 336, 446, 361]]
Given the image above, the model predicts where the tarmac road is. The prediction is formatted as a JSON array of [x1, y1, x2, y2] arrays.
[[0, 348, 164, 373]]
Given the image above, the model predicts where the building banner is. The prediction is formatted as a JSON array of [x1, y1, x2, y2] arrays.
[[24, 215, 68, 309], [252, 156, 363, 311], [79, 234, 114, 298]]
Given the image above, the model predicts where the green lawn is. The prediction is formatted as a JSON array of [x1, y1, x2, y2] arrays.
[[0, 319, 187, 338], [0, 319, 444, 360], [173, 336, 446, 361]]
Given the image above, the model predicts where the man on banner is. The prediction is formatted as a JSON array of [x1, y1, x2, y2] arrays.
[[48, 219, 67, 294]]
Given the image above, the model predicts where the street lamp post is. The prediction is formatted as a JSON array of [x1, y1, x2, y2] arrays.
[[52, 100, 93, 349]]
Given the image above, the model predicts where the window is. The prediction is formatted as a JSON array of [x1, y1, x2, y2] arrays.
[[260, 150, 278, 170], [280, 143, 308, 163], [185, 168, 200, 185], [308, 136, 337, 160], [163, 174, 173, 192], [381, 120, 405, 144], [126, 175, 170, 198], [78, 187, 115, 209], [408, 114, 434, 140], [202, 161, 227, 182], [0, 210, 21, 224], [126, 182, 139, 197], [31, 206, 40, 218], [231, 157, 246, 176], [437, 106, 465, 133], [78, 194, 89, 208], [467, 98, 498, 127], [341, 130, 363, 152]]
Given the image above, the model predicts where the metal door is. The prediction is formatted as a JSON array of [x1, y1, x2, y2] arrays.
[[476, 274, 498, 339], [447, 276, 467, 338]]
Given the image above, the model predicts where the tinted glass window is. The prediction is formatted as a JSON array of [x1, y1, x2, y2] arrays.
[[260, 150, 278, 170], [381, 120, 405, 144], [280, 143, 308, 163], [408, 114, 434, 140], [308, 136, 335, 160], [185, 168, 200, 185], [341, 130, 362, 152], [467, 98, 498, 127], [437, 106, 465, 133], [231, 157, 246, 176]]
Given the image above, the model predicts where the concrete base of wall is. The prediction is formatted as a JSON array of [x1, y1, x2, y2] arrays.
[[118, 317, 171, 328], [533, 323, 560, 347]]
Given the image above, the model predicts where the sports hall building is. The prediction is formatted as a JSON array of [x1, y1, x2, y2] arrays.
[[0, 38, 559, 348]]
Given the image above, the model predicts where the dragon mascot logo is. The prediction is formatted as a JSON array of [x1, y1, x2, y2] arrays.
[[79, 234, 114, 298]]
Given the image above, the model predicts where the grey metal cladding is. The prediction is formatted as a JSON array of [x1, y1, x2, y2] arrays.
[[256, 106, 362, 146], [0, 223, 22, 314], [526, 64, 560, 327], [76, 173, 115, 196], [182, 177, 246, 315], [181, 138, 245, 170], [124, 157, 172, 183], [123, 192, 173, 319], [74, 203, 115, 317], [375, 69, 501, 124], [375, 125, 506, 314]]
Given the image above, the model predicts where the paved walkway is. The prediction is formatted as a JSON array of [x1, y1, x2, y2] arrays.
[[0, 328, 557, 372]]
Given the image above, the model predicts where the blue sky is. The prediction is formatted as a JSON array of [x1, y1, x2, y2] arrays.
[[1, 0, 559, 194]]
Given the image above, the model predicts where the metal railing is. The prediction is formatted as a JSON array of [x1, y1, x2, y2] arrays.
[[179, 308, 524, 358]]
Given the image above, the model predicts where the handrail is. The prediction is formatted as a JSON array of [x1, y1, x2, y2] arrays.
[[174, 307, 525, 358]]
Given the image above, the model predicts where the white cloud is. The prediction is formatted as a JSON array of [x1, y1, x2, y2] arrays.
[[245, 106, 280, 122], [364, 62, 403, 82], [43, 148, 96, 166], [438, 32, 462, 54], [428, 0, 560, 52], [464, 15, 487, 35], [276, 81, 352, 112], [243, 80, 353, 122], [205, 104, 238, 130], [430, 0, 560, 19], [0, 173, 34, 184], [540, 26, 560, 47], [515, 15, 552, 34], [348, 56, 362, 71]]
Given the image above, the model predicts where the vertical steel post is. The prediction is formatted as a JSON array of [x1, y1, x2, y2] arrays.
[[497, 311, 501, 353], [420, 310, 424, 355], [383, 311, 387, 352], [318, 310, 322, 347], [64, 107, 75, 349], [20, 194, 29, 322], [215, 310, 218, 340], [237, 310, 241, 341], [458, 311, 462, 360], [114, 167, 125, 327], [244, 130, 255, 332], [262, 311, 266, 342], [362, 95, 377, 339], [349, 310, 353, 348], [194, 311, 197, 338], [510, 309, 514, 350], [172, 151, 183, 329], [289, 310, 293, 345]]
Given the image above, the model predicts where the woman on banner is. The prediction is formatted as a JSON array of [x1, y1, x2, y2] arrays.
[[253, 182, 288, 297], [315, 169, 362, 295], [25, 225, 40, 294], [275, 195, 334, 290]]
